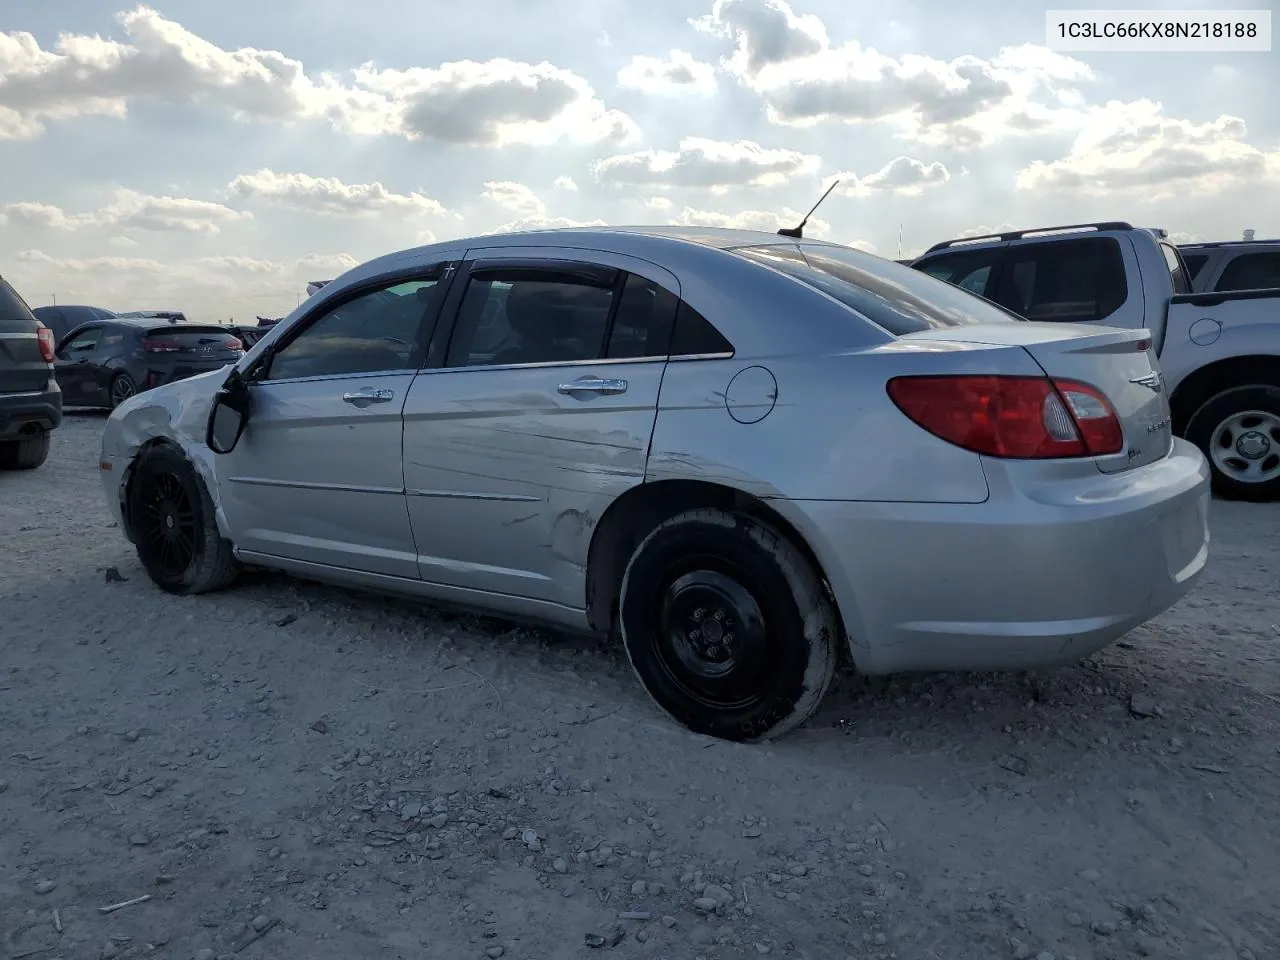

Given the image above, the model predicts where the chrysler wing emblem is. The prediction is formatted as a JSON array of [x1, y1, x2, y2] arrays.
[[1129, 372, 1163, 393]]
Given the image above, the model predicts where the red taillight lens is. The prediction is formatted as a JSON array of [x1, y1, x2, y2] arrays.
[[141, 337, 180, 353], [224, 336, 243, 351], [36, 325, 55, 363], [886, 375, 1123, 459]]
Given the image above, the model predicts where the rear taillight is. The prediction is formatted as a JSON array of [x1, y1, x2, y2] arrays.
[[35, 325, 54, 363], [141, 337, 180, 353], [224, 336, 243, 351], [886, 375, 1123, 459]]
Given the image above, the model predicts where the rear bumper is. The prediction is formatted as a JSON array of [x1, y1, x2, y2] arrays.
[[785, 439, 1211, 674], [0, 380, 62, 439]]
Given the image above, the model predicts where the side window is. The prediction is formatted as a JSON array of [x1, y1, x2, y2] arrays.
[[669, 301, 733, 356], [62, 328, 102, 353], [265, 278, 439, 381], [1161, 243, 1191, 295], [100, 330, 125, 348], [605, 274, 678, 359], [1216, 252, 1280, 292], [992, 237, 1128, 322], [915, 251, 999, 297], [1181, 253, 1209, 282], [446, 271, 615, 367]]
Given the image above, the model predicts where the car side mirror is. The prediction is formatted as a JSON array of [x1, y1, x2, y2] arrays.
[[206, 372, 251, 454]]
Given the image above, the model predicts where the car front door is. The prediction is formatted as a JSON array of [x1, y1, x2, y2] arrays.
[[213, 263, 456, 577], [400, 248, 679, 609], [54, 325, 107, 406]]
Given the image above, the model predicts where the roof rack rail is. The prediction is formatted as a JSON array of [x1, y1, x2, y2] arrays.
[[1178, 238, 1279, 248], [922, 221, 1135, 256]]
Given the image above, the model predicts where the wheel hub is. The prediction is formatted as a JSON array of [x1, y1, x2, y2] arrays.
[[1235, 430, 1271, 460], [685, 606, 734, 664]]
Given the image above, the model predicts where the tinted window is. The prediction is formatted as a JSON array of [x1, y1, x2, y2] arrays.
[[605, 274, 678, 359], [1216, 252, 1280, 292], [446, 272, 614, 367], [267, 278, 439, 381], [670, 301, 734, 355], [992, 237, 1128, 322], [736, 243, 1018, 336], [1161, 243, 1191, 295], [1, 279, 36, 322], [1181, 253, 1209, 282], [915, 250, 998, 297], [62, 327, 102, 353]]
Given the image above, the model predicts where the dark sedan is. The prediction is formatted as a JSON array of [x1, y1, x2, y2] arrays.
[[31, 304, 118, 342], [55, 317, 244, 409]]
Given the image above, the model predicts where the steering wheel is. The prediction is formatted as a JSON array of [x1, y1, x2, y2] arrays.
[[380, 336, 412, 349]]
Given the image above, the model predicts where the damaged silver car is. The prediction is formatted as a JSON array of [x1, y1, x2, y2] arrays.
[[100, 227, 1210, 741]]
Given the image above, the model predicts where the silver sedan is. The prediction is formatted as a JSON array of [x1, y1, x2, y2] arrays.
[[99, 227, 1211, 741]]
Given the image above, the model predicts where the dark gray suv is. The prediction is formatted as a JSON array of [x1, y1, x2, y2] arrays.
[[0, 275, 61, 470]]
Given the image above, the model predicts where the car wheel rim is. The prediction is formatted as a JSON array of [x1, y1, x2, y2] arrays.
[[654, 564, 770, 711], [138, 472, 197, 578], [1209, 409, 1280, 484], [112, 378, 134, 405]]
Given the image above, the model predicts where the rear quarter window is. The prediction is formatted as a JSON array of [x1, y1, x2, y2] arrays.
[[734, 243, 1018, 336], [0, 279, 36, 322]]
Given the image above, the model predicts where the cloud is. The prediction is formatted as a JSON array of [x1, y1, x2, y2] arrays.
[[553, 176, 578, 191], [10, 249, 360, 319], [482, 181, 546, 217], [227, 169, 445, 217], [334, 59, 640, 146], [955, 222, 1015, 239], [1016, 100, 1280, 199], [693, 0, 1095, 148], [617, 50, 716, 94], [0, 190, 249, 234], [644, 197, 674, 212], [830, 156, 951, 196], [593, 137, 821, 190], [492, 215, 608, 233], [669, 205, 831, 238], [0, 6, 638, 146]]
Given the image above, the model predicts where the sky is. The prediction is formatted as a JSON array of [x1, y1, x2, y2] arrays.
[[0, 0, 1276, 321]]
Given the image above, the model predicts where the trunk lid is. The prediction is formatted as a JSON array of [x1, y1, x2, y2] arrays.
[[900, 322, 1173, 473], [143, 325, 244, 363], [0, 278, 51, 395]]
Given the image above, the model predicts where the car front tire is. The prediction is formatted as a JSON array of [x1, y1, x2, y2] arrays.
[[619, 508, 838, 742], [127, 444, 238, 594]]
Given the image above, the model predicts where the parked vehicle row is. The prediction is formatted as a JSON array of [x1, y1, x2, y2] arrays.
[[100, 226, 1210, 742], [910, 222, 1280, 501]]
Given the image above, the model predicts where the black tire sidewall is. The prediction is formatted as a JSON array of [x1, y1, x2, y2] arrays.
[[128, 447, 213, 592], [1186, 384, 1280, 501], [620, 514, 818, 742]]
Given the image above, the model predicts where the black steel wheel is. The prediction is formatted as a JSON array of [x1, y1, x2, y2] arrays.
[[127, 445, 238, 594], [620, 508, 838, 742]]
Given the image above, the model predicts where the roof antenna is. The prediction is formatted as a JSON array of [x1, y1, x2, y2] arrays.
[[777, 179, 840, 239]]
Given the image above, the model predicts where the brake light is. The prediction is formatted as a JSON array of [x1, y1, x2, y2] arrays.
[[886, 375, 1123, 459], [141, 337, 180, 353], [35, 325, 54, 363], [224, 336, 243, 351]]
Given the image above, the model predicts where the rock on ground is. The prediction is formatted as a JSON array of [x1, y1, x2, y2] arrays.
[[0, 413, 1277, 959]]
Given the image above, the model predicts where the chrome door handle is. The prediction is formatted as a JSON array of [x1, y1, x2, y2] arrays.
[[557, 377, 628, 396], [342, 387, 395, 406]]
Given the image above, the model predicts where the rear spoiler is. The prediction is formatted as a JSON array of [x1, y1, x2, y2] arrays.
[[305, 280, 331, 297]]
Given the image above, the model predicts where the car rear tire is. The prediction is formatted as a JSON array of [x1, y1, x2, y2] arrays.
[[619, 508, 838, 742], [128, 444, 238, 594], [0, 430, 50, 470], [1185, 384, 1280, 502], [110, 373, 137, 409]]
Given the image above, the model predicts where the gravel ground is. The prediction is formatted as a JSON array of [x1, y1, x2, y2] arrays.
[[2, 413, 1279, 960]]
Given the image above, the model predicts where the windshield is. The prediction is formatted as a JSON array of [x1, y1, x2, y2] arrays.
[[734, 243, 1019, 336]]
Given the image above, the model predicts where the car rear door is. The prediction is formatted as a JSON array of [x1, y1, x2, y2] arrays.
[[54, 325, 108, 406], [213, 262, 456, 578], [400, 247, 679, 609]]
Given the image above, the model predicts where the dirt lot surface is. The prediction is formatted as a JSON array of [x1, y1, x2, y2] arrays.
[[2, 413, 1278, 960]]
